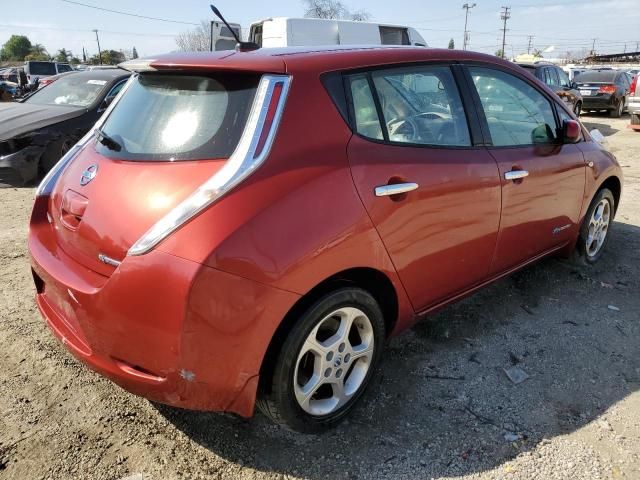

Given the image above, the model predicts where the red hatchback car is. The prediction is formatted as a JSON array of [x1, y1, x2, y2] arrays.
[[29, 47, 622, 432]]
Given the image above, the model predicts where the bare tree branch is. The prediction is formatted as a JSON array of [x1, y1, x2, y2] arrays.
[[175, 21, 211, 52]]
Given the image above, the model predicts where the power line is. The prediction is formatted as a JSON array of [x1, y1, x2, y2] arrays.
[[59, 0, 199, 26]]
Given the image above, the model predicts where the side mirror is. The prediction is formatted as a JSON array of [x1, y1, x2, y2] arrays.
[[563, 119, 581, 143], [98, 96, 114, 113]]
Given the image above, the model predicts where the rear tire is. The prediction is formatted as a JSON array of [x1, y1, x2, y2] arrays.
[[573, 188, 615, 265], [610, 98, 624, 118], [257, 287, 385, 433]]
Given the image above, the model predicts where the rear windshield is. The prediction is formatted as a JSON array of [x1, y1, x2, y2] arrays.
[[27, 62, 57, 76], [97, 73, 258, 161], [575, 71, 616, 83]]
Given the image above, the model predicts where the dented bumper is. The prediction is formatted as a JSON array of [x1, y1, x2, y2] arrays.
[[28, 197, 300, 416], [0, 145, 45, 185]]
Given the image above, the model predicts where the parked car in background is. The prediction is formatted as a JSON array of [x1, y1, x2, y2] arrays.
[[563, 66, 589, 82], [574, 69, 631, 117], [517, 61, 583, 115], [628, 73, 640, 131], [38, 71, 75, 89], [248, 17, 427, 48], [28, 47, 622, 432], [0, 69, 130, 186], [23, 61, 74, 85]]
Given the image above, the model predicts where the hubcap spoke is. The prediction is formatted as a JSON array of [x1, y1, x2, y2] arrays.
[[293, 306, 375, 416], [586, 199, 611, 258]]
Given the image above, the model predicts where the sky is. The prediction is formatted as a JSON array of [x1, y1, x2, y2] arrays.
[[1, 0, 639, 60]]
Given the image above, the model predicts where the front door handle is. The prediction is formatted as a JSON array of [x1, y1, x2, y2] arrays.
[[375, 182, 419, 197], [504, 170, 529, 181]]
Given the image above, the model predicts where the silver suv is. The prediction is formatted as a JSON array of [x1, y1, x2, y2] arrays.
[[629, 73, 639, 131], [23, 61, 73, 85]]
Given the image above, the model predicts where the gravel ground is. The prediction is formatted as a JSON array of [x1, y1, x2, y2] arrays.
[[1, 114, 639, 480]]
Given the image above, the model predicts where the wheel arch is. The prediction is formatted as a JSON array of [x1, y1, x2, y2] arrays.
[[599, 175, 622, 215], [257, 267, 399, 394]]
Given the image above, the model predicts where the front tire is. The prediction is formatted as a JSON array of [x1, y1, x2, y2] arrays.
[[574, 101, 582, 117], [575, 188, 615, 264], [257, 288, 385, 433]]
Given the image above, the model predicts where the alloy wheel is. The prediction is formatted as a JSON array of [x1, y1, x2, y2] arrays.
[[293, 307, 374, 416], [586, 198, 611, 258]]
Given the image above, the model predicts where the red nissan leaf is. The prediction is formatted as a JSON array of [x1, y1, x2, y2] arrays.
[[28, 47, 622, 432]]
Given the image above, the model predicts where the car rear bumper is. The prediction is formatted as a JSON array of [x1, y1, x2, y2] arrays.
[[581, 95, 616, 110], [28, 196, 300, 416]]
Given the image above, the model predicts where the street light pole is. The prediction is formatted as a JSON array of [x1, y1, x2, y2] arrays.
[[462, 3, 476, 51], [92, 29, 102, 65]]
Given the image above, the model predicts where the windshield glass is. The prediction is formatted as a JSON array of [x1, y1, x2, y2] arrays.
[[28, 62, 57, 76], [57, 64, 73, 73], [96, 73, 258, 161], [26, 74, 110, 107]]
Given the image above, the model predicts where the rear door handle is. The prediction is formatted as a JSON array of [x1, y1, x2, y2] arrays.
[[504, 170, 529, 181], [375, 183, 419, 197]]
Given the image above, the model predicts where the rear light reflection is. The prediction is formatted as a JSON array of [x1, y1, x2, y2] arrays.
[[630, 77, 637, 95], [598, 85, 616, 94]]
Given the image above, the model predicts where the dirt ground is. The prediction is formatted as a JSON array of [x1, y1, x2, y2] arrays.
[[1, 114, 639, 480]]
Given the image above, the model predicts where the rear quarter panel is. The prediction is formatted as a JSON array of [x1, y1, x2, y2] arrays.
[[158, 68, 415, 333]]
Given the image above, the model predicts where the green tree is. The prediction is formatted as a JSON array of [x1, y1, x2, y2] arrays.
[[0, 35, 32, 61], [55, 48, 71, 63], [89, 49, 125, 65], [24, 43, 49, 61], [495, 49, 504, 58], [132, 46, 139, 59], [448, 38, 455, 49], [69, 56, 81, 65]]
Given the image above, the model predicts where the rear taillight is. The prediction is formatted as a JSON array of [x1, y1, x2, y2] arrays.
[[128, 74, 292, 256], [630, 76, 637, 95], [253, 81, 284, 159], [598, 85, 616, 94]]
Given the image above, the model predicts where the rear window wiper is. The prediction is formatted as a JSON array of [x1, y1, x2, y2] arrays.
[[96, 128, 122, 152]]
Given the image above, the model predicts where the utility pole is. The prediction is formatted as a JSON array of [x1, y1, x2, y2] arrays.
[[500, 6, 511, 60], [462, 3, 476, 51], [92, 29, 102, 65], [210, 21, 215, 51], [527, 35, 534, 55]]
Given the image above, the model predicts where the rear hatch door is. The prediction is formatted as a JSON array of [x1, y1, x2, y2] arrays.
[[48, 70, 265, 276]]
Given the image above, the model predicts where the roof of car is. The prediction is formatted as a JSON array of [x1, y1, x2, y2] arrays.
[[122, 47, 517, 75]]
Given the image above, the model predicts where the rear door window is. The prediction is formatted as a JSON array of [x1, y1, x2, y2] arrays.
[[97, 73, 258, 161], [469, 66, 558, 147], [348, 65, 471, 147], [557, 68, 571, 88]]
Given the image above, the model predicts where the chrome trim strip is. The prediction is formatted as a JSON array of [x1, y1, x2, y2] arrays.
[[128, 74, 292, 256], [98, 253, 122, 267], [375, 183, 419, 197], [504, 170, 529, 181]]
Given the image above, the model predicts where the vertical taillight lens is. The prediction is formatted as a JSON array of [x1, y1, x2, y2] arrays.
[[630, 76, 637, 95], [128, 74, 291, 256], [253, 81, 284, 159]]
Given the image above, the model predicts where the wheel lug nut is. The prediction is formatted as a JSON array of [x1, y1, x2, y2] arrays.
[[336, 368, 343, 378], [324, 368, 332, 378], [338, 343, 346, 353], [326, 352, 333, 361]]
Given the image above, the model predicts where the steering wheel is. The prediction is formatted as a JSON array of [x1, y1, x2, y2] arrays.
[[386, 116, 420, 142]]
